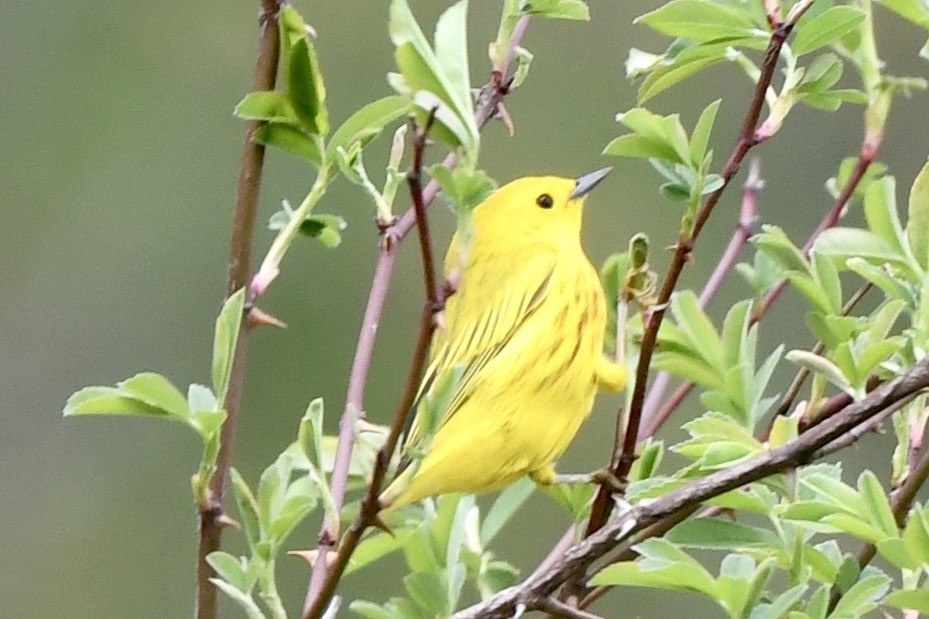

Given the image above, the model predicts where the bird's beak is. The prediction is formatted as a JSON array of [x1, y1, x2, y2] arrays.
[[569, 167, 613, 200]]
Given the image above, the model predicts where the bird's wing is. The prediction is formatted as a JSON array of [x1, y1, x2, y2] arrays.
[[402, 249, 557, 450]]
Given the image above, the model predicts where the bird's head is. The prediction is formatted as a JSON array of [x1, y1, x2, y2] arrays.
[[473, 168, 612, 244]]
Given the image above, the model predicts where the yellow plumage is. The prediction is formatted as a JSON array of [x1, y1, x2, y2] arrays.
[[380, 169, 626, 512]]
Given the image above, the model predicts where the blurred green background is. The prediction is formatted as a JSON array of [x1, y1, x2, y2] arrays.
[[4, 1, 929, 617]]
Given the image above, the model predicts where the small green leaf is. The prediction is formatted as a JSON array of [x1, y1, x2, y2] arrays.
[[879, 0, 929, 31], [327, 96, 410, 157], [814, 227, 905, 266], [666, 518, 779, 549], [118, 373, 190, 418], [786, 350, 853, 395], [792, 7, 866, 55], [830, 573, 890, 617], [884, 588, 929, 613], [480, 477, 534, 546], [520, 0, 589, 21], [281, 7, 328, 136], [689, 99, 720, 166], [404, 571, 449, 616], [268, 209, 346, 248], [212, 288, 246, 404], [230, 468, 262, 550], [907, 160, 929, 270], [234, 91, 298, 123], [207, 551, 251, 592], [63, 385, 169, 418], [857, 471, 898, 537], [636, 0, 756, 42], [254, 124, 321, 165]]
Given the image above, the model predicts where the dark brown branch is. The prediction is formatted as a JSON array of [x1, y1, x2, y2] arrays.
[[407, 109, 441, 307], [195, 4, 280, 619], [585, 7, 812, 540], [453, 356, 929, 618]]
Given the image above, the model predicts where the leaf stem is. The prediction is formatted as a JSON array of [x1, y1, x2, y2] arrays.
[[195, 3, 281, 619]]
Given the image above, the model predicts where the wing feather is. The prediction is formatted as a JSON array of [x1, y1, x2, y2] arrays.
[[402, 250, 557, 451]]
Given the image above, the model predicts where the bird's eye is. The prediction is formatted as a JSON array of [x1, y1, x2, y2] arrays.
[[536, 193, 554, 209]]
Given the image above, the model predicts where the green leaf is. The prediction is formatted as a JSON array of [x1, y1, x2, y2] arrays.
[[753, 225, 810, 274], [670, 290, 723, 371], [639, 55, 725, 103], [63, 385, 170, 418], [480, 477, 534, 546], [268, 207, 346, 248], [792, 7, 866, 55], [389, 0, 478, 152], [230, 468, 262, 550], [118, 373, 190, 418], [636, 0, 756, 42], [902, 507, 929, 564], [786, 350, 853, 394], [212, 288, 246, 404], [347, 530, 411, 574], [520, 0, 589, 21], [234, 91, 298, 123], [864, 176, 910, 259], [326, 96, 410, 158], [254, 124, 321, 165], [857, 471, 898, 537], [813, 227, 904, 265], [603, 134, 679, 160], [207, 551, 251, 593], [689, 99, 720, 167], [907, 160, 929, 270], [404, 571, 449, 616], [188, 384, 217, 412], [281, 7, 328, 135], [666, 518, 779, 549], [884, 588, 929, 613], [830, 573, 890, 617]]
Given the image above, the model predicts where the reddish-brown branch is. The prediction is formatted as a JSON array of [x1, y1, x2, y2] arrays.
[[195, 3, 281, 619], [585, 10, 812, 540]]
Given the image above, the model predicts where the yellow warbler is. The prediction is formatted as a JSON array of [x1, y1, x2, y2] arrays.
[[380, 169, 626, 511]]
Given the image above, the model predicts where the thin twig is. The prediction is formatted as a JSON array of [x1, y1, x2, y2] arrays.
[[640, 158, 763, 439], [301, 16, 531, 609], [195, 4, 280, 619], [537, 598, 608, 619], [303, 113, 441, 618], [452, 356, 929, 618], [585, 5, 815, 540]]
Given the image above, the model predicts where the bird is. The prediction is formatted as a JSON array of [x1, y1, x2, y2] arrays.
[[379, 168, 626, 512]]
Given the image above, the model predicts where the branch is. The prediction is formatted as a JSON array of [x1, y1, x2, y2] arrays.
[[453, 356, 929, 618], [195, 4, 280, 619], [586, 4, 816, 539], [301, 17, 532, 618]]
